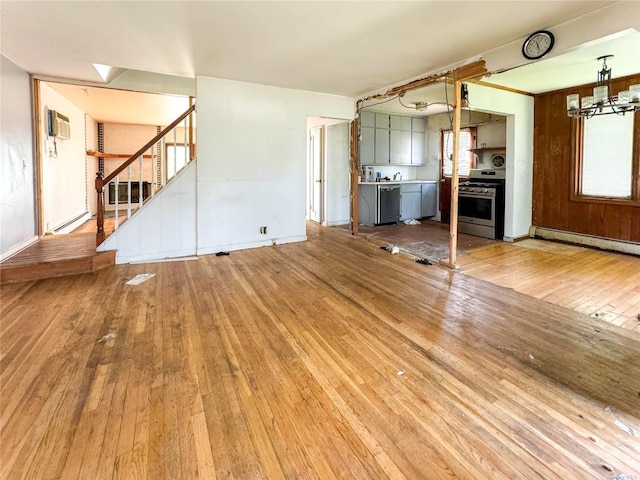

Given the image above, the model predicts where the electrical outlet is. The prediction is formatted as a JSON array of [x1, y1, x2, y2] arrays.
[[260, 226, 267, 235]]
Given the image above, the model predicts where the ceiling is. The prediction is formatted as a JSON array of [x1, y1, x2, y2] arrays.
[[1, 1, 614, 98], [4, 1, 638, 125], [46, 82, 190, 126]]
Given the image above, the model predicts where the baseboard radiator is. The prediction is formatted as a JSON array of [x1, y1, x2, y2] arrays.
[[529, 226, 640, 256]]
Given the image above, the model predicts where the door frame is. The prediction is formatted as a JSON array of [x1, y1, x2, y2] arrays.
[[308, 126, 324, 224]]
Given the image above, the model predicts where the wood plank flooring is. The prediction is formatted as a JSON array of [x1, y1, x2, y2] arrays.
[[0, 234, 115, 284], [458, 239, 640, 332], [1, 223, 639, 479]]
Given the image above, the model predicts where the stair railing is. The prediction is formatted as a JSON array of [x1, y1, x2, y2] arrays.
[[95, 103, 196, 241]]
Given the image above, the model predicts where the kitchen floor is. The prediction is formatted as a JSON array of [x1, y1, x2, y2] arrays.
[[353, 219, 496, 261]]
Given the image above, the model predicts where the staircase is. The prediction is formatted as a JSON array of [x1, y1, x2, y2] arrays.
[[0, 104, 196, 284]]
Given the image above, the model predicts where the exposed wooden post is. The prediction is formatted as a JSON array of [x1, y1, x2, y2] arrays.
[[448, 80, 462, 269], [96, 172, 105, 235], [349, 119, 359, 235]]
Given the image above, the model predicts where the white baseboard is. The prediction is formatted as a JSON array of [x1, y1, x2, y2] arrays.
[[116, 248, 197, 265], [324, 220, 350, 227], [529, 227, 640, 256], [1, 236, 38, 262], [52, 211, 91, 235], [197, 235, 307, 256]]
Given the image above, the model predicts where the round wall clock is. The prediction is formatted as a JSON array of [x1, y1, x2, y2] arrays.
[[522, 30, 555, 60], [491, 154, 505, 169]]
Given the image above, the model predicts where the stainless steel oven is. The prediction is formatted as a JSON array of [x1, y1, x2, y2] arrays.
[[458, 169, 505, 240], [458, 184, 498, 239]]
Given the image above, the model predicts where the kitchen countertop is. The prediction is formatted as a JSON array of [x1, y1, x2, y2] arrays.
[[359, 180, 437, 185]]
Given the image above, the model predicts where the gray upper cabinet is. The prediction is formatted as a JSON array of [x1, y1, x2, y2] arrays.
[[359, 111, 375, 164], [390, 130, 411, 164], [390, 115, 411, 131], [359, 112, 425, 166], [374, 113, 389, 164], [411, 118, 426, 165]]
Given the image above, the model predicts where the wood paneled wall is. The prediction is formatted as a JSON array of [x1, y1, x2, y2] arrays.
[[532, 74, 640, 243]]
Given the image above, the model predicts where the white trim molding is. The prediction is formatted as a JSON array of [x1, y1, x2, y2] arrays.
[[529, 226, 640, 256]]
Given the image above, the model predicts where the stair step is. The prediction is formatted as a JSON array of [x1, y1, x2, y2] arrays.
[[0, 234, 115, 284]]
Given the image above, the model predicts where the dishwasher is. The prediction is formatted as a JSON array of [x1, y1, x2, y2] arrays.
[[376, 184, 400, 225]]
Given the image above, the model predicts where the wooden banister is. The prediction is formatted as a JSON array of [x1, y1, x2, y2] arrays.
[[95, 103, 195, 239], [102, 104, 195, 186]]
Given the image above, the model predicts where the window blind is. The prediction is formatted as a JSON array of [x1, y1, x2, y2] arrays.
[[582, 114, 633, 198], [443, 130, 473, 177]]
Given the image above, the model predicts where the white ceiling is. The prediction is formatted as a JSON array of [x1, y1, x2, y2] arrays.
[[1, 0, 614, 98], [484, 29, 640, 94], [5, 1, 639, 125], [46, 82, 190, 126]]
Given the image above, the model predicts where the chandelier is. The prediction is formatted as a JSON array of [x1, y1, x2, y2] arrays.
[[566, 55, 640, 119]]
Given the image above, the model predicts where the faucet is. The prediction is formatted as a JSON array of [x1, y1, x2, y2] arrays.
[[393, 172, 402, 181]]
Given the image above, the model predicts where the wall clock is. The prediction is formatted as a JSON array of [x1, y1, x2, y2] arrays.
[[522, 30, 555, 60], [491, 154, 505, 169]]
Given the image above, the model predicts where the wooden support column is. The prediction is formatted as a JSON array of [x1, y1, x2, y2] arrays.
[[448, 80, 462, 269], [349, 119, 359, 235]]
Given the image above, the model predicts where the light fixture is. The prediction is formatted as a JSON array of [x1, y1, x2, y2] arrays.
[[566, 55, 640, 119]]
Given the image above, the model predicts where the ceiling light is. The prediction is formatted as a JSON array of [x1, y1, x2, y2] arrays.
[[566, 55, 640, 119]]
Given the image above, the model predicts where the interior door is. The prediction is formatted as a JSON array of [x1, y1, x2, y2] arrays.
[[309, 126, 323, 223]]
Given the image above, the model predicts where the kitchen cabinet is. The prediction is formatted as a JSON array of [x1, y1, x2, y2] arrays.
[[400, 184, 422, 220], [359, 111, 375, 164], [390, 130, 411, 164], [421, 182, 437, 217], [374, 113, 390, 164], [411, 118, 426, 165], [359, 112, 426, 166]]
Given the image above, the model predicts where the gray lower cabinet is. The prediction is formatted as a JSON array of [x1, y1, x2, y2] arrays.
[[421, 183, 437, 217], [400, 184, 422, 220]]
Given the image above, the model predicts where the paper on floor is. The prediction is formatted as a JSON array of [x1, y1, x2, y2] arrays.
[[126, 273, 156, 285]]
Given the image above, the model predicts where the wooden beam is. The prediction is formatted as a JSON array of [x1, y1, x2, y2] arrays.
[[448, 80, 462, 269], [467, 78, 534, 97], [86, 150, 155, 159], [360, 60, 487, 105], [452, 60, 488, 82], [349, 120, 359, 235]]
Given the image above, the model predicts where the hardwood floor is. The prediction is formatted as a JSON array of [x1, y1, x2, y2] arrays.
[[1, 223, 639, 479], [458, 239, 640, 332], [0, 234, 115, 284]]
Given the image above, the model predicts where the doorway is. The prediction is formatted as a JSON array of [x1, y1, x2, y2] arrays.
[[309, 126, 323, 223], [306, 117, 350, 228]]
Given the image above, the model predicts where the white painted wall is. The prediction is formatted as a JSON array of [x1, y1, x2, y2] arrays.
[[97, 160, 197, 263], [106, 70, 195, 97], [195, 76, 354, 255], [1, 55, 37, 259], [40, 82, 90, 232], [467, 83, 534, 240]]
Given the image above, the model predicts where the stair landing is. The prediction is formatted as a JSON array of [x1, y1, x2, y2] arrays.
[[0, 233, 115, 284]]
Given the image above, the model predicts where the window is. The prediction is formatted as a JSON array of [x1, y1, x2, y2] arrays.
[[576, 113, 639, 201], [165, 143, 189, 180], [442, 128, 475, 177]]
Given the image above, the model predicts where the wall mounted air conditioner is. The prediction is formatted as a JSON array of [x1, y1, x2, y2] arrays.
[[47, 109, 71, 140]]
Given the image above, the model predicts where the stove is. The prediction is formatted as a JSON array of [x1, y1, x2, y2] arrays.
[[458, 169, 505, 240]]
